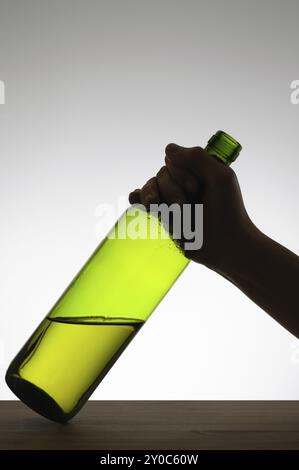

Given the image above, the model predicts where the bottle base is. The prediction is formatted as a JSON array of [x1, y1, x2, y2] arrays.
[[5, 316, 144, 422], [5, 373, 69, 423]]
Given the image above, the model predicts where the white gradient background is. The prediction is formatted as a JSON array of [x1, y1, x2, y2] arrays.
[[0, 0, 299, 400]]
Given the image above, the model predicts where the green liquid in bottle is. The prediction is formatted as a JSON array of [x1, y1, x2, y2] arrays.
[[6, 131, 242, 422], [6, 317, 143, 422]]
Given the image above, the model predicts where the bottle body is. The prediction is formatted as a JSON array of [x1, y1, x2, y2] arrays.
[[6, 131, 242, 422], [6, 207, 188, 422]]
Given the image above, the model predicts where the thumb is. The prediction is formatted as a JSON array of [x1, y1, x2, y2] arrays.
[[165, 143, 213, 179]]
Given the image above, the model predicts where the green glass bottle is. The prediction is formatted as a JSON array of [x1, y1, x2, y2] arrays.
[[6, 131, 242, 422]]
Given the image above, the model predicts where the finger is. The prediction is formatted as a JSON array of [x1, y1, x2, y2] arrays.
[[165, 143, 216, 180], [156, 166, 187, 205], [140, 177, 160, 207], [165, 157, 199, 195], [129, 189, 141, 204]]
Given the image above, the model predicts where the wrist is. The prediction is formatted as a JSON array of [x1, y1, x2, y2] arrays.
[[217, 222, 265, 285], [209, 220, 263, 281]]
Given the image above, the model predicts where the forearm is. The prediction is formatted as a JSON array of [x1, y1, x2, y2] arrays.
[[217, 227, 299, 338]]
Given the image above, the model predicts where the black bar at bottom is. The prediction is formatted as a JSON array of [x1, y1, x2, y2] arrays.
[[1, 450, 299, 464]]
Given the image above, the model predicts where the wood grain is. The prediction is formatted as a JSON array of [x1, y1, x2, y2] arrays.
[[1, 401, 299, 450]]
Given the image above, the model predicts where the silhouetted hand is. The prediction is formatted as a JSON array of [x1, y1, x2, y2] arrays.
[[129, 143, 255, 273], [129, 143, 299, 338]]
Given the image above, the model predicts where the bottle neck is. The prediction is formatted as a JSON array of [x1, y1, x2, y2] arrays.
[[205, 131, 242, 166]]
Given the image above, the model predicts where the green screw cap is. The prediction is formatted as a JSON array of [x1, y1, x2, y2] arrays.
[[206, 130, 242, 166]]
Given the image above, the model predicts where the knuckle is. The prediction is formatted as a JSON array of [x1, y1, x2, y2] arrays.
[[218, 166, 237, 186], [224, 166, 237, 182], [165, 143, 177, 155], [189, 146, 204, 159], [146, 176, 157, 188], [143, 176, 156, 190], [210, 165, 236, 185], [156, 165, 167, 179]]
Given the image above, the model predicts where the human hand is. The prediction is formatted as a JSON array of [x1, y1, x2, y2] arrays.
[[129, 143, 256, 273]]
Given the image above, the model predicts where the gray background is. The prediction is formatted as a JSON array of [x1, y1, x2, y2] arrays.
[[0, 0, 298, 399]]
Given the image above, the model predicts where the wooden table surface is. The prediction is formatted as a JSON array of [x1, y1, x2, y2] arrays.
[[1, 401, 299, 450]]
